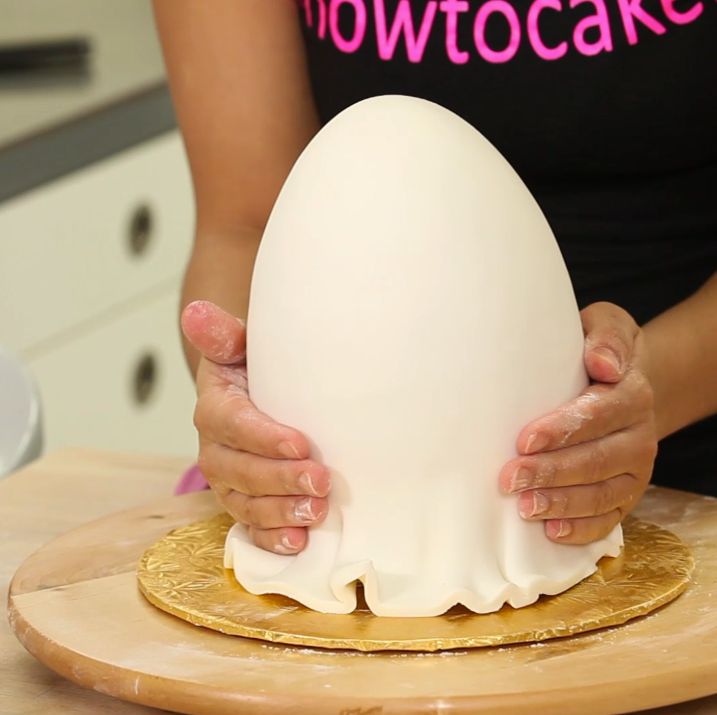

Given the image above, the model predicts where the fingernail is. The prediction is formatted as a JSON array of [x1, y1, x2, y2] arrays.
[[509, 466, 533, 493], [547, 519, 573, 539], [274, 535, 300, 555], [525, 433, 549, 454], [185, 300, 209, 317], [298, 472, 319, 496], [593, 347, 622, 374], [279, 441, 301, 459], [520, 491, 550, 518], [293, 497, 318, 523]]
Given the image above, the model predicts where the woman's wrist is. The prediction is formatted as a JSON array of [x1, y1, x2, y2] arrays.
[[642, 273, 717, 440]]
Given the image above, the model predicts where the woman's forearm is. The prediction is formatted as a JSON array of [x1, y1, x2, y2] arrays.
[[180, 227, 262, 377], [643, 272, 717, 439], [153, 0, 319, 379]]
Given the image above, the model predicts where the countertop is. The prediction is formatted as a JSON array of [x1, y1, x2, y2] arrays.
[[1, 448, 716, 714], [0, 0, 174, 202]]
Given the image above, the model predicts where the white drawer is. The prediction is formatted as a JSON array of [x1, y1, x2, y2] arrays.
[[0, 131, 194, 353], [28, 287, 197, 458]]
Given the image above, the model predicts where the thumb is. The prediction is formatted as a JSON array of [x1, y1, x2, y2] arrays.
[[181, 300, 246, 365], [580, 302, 639, 384]]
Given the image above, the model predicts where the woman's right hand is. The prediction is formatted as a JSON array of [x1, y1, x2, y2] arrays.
[[181, 300, 331, 554]]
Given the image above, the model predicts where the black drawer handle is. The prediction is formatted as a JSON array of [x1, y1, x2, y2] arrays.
[[127, 203, 154, 257], [132, 352, 158, 406]]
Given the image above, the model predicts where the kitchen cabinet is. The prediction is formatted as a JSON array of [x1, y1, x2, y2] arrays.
[[0, 132, 197, 457]]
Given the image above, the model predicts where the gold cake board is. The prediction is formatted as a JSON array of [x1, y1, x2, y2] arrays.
[[8, 488, 717, 715], [138, 513, 692, 652]]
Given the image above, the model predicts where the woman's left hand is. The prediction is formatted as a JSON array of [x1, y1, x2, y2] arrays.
[[499, 301, 659, 544]]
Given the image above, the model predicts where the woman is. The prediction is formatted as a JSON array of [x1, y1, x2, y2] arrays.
[[153, 0, 716, 556]]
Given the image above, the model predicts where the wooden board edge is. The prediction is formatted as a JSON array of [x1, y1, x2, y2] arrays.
[[7, 591, 717, 715]]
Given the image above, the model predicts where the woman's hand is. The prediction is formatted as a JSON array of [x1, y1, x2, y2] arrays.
[[499, 302, 658, 544], [181, 300, 330, 554]]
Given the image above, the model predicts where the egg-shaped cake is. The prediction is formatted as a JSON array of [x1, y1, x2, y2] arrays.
[[224, 95, 622, 617]]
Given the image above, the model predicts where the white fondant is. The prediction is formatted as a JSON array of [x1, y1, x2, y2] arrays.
[[225, 96, 622, 616]]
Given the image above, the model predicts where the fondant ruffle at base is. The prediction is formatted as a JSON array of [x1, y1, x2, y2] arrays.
[[224, 508, 623, 617]]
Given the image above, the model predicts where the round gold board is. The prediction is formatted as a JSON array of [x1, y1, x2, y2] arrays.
[[137, 513, 693, 652]]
